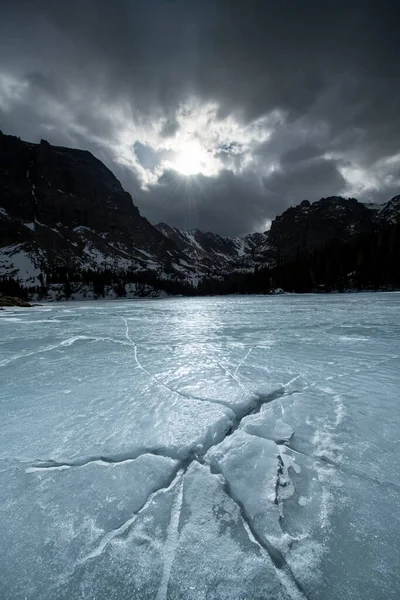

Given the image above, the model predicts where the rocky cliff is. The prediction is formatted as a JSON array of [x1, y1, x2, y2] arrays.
[[0, 132, 195, 283]]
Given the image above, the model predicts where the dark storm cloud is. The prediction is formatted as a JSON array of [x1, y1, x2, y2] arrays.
[[138, 168, 270, 237], [263, 157, 347, 207], [0, 0, 399, 235]]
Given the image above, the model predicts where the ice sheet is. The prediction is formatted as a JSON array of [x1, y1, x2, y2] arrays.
[[1, 293, 400, 599]]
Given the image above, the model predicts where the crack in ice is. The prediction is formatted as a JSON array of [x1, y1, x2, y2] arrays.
[[208, 459, 309, 600], [120, 317, 237, 415], [77, 466, 184, 567], [216, 359, 250, 395], [156, 474, 184, 600], [25, 381, 309, 600], [0, 335, 130, 367], [27, 374, 301, 474], [22, 322, 308, 594], [284, 444, 400, 492], [234, 346, 254, 377], [26, 449, 180, 472], [234, 325, 284, 376]]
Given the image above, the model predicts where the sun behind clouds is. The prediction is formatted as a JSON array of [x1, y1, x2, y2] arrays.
[[168, 139, 215, 176], [118, 100, 275, 186]]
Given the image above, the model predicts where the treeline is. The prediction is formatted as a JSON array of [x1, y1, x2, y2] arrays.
[[0, 267, 196, 299], [0, 277, 29, 299], [45, 267, 196, 297]]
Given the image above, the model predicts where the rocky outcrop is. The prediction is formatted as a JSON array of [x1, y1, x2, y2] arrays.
[[267, 195, 399, 260], [0, 296, 32, 307]]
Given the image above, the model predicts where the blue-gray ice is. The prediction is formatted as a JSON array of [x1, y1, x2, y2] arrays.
[[1, 293, 399, 600]]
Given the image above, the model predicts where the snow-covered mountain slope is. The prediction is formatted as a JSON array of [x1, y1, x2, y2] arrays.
[[155, 223, 271, 273], [373, 195, 400, 224]]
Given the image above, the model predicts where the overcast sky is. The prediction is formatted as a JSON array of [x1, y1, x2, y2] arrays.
[[0, 0, 399, 236]]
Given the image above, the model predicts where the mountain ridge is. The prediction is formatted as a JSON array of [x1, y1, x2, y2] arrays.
[[0, 131, 399, 298]]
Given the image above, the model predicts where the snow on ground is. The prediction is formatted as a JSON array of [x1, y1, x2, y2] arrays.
[[0, 293, 399, 599], [178, 258, 192, 267], [135, 248, 154, 258], [0, 244, 42, 284], [73, 226, 97, 233], [183, 230, 204, 252], [233, 237, 246, 256], [79, 242, 136, 272]]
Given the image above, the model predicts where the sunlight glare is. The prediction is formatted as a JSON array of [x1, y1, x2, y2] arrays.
[[171, 141, 209, 176]]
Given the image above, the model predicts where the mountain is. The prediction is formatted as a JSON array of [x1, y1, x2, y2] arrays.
[[268, 197, 373, 260], [0, 131, 399, 298], [155, 223, 270, 272], [266, 196, 400, 260], [0, 132, 200, 287], [368, 195, 400, 225]]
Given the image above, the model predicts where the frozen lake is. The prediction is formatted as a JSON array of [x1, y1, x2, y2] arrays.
[[1, 293, 399, 600]]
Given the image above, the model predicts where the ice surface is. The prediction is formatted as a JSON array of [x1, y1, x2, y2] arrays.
[[0, 454, 178, 599], [1, 293, 400, 599]]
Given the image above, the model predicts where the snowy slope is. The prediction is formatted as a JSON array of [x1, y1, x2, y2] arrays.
[[156, 222, 271, 273]]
